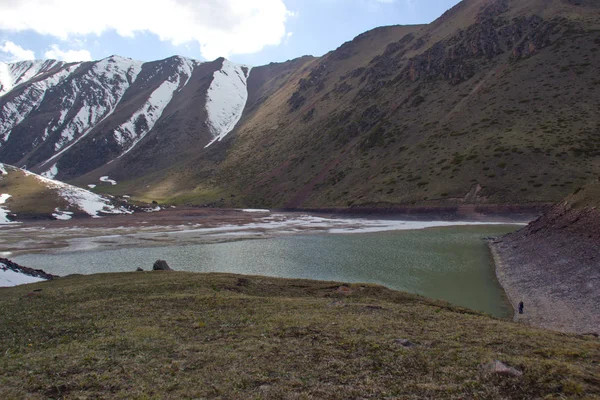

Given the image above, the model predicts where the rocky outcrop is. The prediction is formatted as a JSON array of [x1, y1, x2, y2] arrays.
[[153, 260, 172, 271], [0, 258, 57, 280]]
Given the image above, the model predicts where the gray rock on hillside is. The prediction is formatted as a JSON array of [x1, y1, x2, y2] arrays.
[[480, 360, 523, 377], [153, 260, 172, 271]]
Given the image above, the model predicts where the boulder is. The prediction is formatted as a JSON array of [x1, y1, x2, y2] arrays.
[[480, 360, 523, 377], [136, 267, 144, 272], [153, 260, 172, 271]]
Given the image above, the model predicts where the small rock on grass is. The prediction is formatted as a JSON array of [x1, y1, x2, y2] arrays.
[[337, 285, 352, 295], [393, 338, 417, 348], [136, 267, 144, 272], [480, 360, 523, 377]]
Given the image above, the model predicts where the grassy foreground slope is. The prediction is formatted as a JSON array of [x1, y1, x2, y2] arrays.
[[1, 272, 598, 399]]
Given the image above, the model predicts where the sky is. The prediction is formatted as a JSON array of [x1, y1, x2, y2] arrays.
[[0, 0, 461, 66]]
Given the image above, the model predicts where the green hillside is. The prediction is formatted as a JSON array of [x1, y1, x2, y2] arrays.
[[1, 272, 598, 398]]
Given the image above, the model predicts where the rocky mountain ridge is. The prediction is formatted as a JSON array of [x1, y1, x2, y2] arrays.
[[0, 56, 250, 183]]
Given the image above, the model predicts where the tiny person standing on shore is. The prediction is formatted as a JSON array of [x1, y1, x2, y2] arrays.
[[518, 301, 524, 314]]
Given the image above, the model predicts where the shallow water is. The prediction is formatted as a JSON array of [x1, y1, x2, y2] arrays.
[[12, 225, 518, 318]]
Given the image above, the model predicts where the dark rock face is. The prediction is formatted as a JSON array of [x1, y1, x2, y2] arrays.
[[152, 260, 172, 271], [0, 258, 57, 280]]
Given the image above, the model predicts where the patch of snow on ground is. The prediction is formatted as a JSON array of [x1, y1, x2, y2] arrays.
[[162, 214, 521, 239], [52, 208, 74, 221], [0, 263, 46, 287], [0, 163, 7, 175], [99, 176, 117, 186], [57, 186, 130, 217], [242, 209, 270, 213], [41, 163, 58, 179], [205, 60, 251, 148], [88, 184, 96, 189], [0, 193, 19, 225], [22, 169, 131, 217]]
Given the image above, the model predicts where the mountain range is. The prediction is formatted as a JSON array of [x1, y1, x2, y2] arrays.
[[1, 0, 599, 210]]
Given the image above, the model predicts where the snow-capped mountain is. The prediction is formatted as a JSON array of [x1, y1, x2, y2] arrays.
[[0, 55, 250, 181]]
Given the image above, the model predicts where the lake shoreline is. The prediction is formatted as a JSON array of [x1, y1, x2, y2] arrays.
[[2, 205, 541, 228], [488, 243, 516, 322], [8, 224, 519, 317]]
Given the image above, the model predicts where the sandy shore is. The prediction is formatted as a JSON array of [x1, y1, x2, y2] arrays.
[[489, 207, 600, 335]]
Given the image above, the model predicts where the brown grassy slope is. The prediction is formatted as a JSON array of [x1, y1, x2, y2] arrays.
[[0, 164, 70, 218], [141, 0, 600, 209], [0, 272, 598, 399], [491, 180, 600, 334]]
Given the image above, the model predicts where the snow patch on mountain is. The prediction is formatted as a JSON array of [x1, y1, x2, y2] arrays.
[[114, 57, 196, 157], [0, 63, 81, 146], [0, 62, 12, 96], [52, 208, 73, 221], [0, 193, 17, 225], [99, 176, 117, 185], [42, 56, 144, 165], [0, 60, 64, 97], [205, 60, 251, 148], [41, 163, 58, 179], [22, 169, 132, 217]]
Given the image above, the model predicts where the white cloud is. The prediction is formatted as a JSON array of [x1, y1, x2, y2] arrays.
[[44, 44, 92, 62], [0, 0, 294, 61], [0, 40, 35, 62]]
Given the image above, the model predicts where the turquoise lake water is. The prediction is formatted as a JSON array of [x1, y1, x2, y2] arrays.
[[12, 225, 519, 317]]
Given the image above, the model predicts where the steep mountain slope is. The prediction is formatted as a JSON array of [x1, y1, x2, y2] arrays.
[[491, 180, 600, 334], [0, 56, 250, 184], [136, 0, 597, 209], [1, 0, 599, 210], [0, 163, 131, 222], [195, 0, 600, 209]]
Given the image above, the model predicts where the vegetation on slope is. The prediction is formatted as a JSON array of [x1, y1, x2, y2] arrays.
[[567, 180, 600, 210], [1, 272, 598, 398], [132, 0, 600, 210]]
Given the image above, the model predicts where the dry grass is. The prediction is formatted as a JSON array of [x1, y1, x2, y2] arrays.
[[0, 166, 68, 217], [1, 272, 598, 399]]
